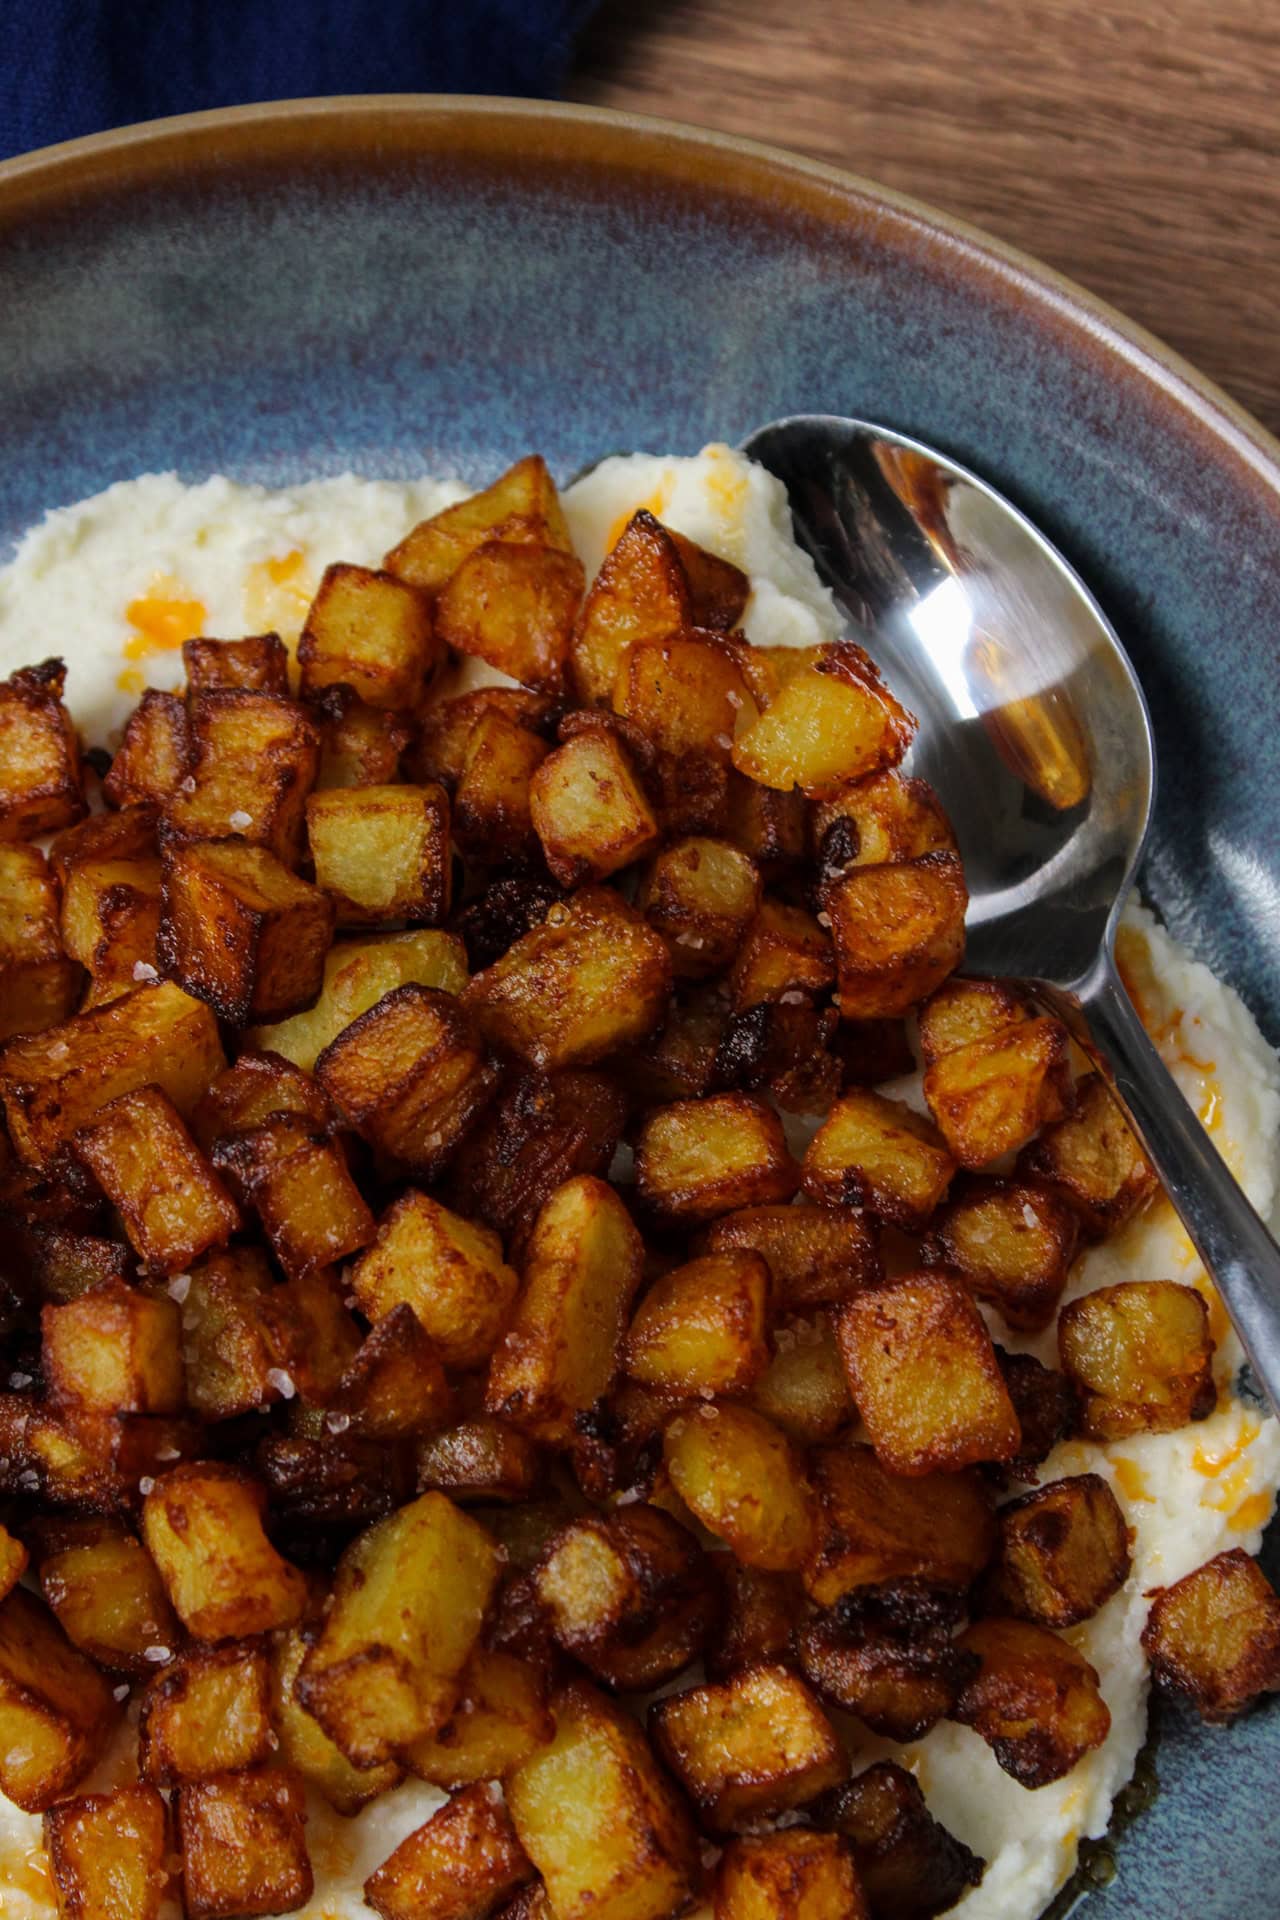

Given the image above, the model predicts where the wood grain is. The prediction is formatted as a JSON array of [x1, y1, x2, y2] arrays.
[[569, 0, 1280, 436]]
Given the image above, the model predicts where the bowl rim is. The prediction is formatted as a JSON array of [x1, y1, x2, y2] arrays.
[[2, 91, 1279, 504]]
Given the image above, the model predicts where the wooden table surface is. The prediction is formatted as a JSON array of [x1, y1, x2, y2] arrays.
[[569, 1, 1280, 438]]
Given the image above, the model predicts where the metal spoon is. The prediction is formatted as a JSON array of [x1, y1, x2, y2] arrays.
[[741, 412, 1280, 1411]]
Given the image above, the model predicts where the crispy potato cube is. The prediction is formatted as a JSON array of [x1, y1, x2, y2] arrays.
[[802, 1089, 955, 1227], [250, 926, 467, 1070], [923, 1016, 1071, 1169], [0, 660, 85, 839], [723, 769, 806, 877], [624, 1251, 772, 1398], [706, 1564, 800, 1680], [486, 1175, 644, 1447], [402, 1649, 552, 1788], [952, 1616, 1111, 1786], [467, 886, 671, 1071], [569, 509, 693, 707], [142, 1463, 306, 1640], [103, 689, 190, 809], [139, 1639, 273, 1783], [818, 1761, 984, 1920], [306, 781, 451, 926], [184, 630, 289, 696], [452, 708, 551, 863], [982, 1473, 1131, 1628], [44, 1783, 169, 1920], [699, 1204, 881, 1311], [215, 1116, 375, 1280], [836, 1273, 1020, 1475], [651, 1663, 846, 1833], [417, 1418, 545, 1505], [59, 853, 162, 1002], [177, 1768, 312, 1920], [387, 455, 572, 598], [803, 1442, 996, 1606], [613, 631, 751, 760], [1019, 1071, 1157, 1237], [996, 1348, 1082, 1482], [411, 687, 555, 793], [918, 976, 1034, 1063], [921, 1178, 1080, 1332], [181, 1246, 286, 1419], [716, 1829, 865, 1920], [0, 978, 225, 1167], [74, 1088, 238, 1273], [328, 1303, 451, 1438], [795, 1609, 976, 1743], [812, 770, 957, 873], [163, 690, 318, 865], [48, 801, 158, 884], [752, 1312, 853, 1443], [0, 1524, 26, 1603], [710, 997, 841, 1118], [298, 561, 438, 708], [0, 843, 81, 1041], [614, 985, 726, 1106], [507, 1679, 699, 1920], [664, 1402, 815, 1570], [159, 839, 333, 1024], [366, 1782, 534, 1920], [1141, 1548, 1280, 1722], [635, 1093, 798, 1225], [298, 1491, 502, 1765], [316, 983, 497, 1176], [0, 1586, 119, 1811], [191, 1048, 332, 1150], [731, 642, 914, 797], [665, 527, 749, 630], [0, 1394, 124, 1511], [449, 1067, 626, 1257], [639, 836, 761, 979], [272, 1626, 403, 1815], [727, 898, 834, 1011], [534, 1504, 716, 1690], [530, 730, 660, 887], [354, 1189, 518, 1371], [42, 1276, 184, 1414], [826, 853, 967, 1019], [15, 1223, 130, 1302], [437, 540, 585, 696], [1058, 1279, 1216, 1438], [37, 1520, 178, 1673], [310, 683, 413, 788]]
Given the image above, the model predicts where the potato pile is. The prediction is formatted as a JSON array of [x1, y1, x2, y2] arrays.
[[0, 453, 1278, 1920]]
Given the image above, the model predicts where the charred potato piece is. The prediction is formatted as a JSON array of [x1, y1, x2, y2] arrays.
[[640, 836, 761, 978], [1058, 1280, 1216, 1438], [951, 1616, 1111, 1787], [651, 1662, 846, 1833], [665, 527, 749, 630], [327, 1303, 451, 1439], [635, 1093, 798, 1225], [531, 728, 661, 886], [387, 455, 573, 598], [818, 1761, 985, 1920], [728, 897, 834, 1011], [996, 1348, 1082, 1482], [0, 1586, 119, 1812], [1141, 1548, 1280, 1722], [139, 1638, 273, 1783], [711, 997, 842, 1118], [366, 1782, 535, 1920], [176, 1768, 312, 1920], [183, 629, 289, 695], [42, 1275, 184, 1414], [715, 1830, 866, 1920], [0, 659, 85, 839], [142, 1463, 306, 1640], [921, 1178, 1080, 1333], [452, 707, 552, 863], [826, 853, 967, 1019], [699, 1204, 882, 1311], [298, 561, 439, 709], [36, 1520, 178, 1673], [417, 1418, 545, 1505], [44, 1783, 169, 1920], [411, 687, 556, 794], [74, 1088, 238, 1274], [923, 1016, 1071, 1169], [272, 1626, 403, 1815], [16, 1223, 130, 1303], [191, 1048, 332, 1151], [60, 853, 162, 1006], [438, 540, 585, 697], [731, 642, 914, 797], [251, 926, 467, 1071], [664, 1403, 815, 1571], [310, 683, 414, 789], [752, 1312, 854, 1443], [163, 690, 318, 866], [723, 769, 807, 878], [103, 690, 190, 809], [707, 1564, 801, 1680], [160, 839, 333, 1022], [354, 1189, 518, 1372], [306, 781, 451, 926], [795, 1611, 976, 1742], [614, 985, 726, 1106], [181, 1245, 288, 1420], [569, 509, 693, 707], [0, 843, 81, 1041], [624, 1250, 772, 1398], [802, 1089, 955, 1228], [455, 873, 564, 973], [402, 1648, 551, 1788], [803, 1442, 996, 1606], [448, 1067, 626, 1257], [1018, 1071, 1157, 1237], [812, 770, 957, 873], [981, 1473, 1131, 1628]]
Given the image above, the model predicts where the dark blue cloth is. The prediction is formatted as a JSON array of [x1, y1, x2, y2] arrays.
[[2, 0, 602, 161]]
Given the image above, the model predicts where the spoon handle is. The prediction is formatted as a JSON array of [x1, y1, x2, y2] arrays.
[[1067, 952, 1280, 1417]]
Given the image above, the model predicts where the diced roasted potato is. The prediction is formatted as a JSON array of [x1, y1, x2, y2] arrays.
[[401, 1648, 551, 1788], [651, 1662, 846, 1833], [298, 1491, 502, 1765], [176, 1767, 312, 1920], [191, 1049, 332, 1151], [731, 642, 913, 797], [1019, 1071, 1157, 1237], [951, 1616, 1111, 1787], [812, 770, 957, 875], [803, 1443, 996, 1607], [923, 1015, 1071, 1169], [1057, 1279, 1216, 1438], [664, 1403, 815, 1570], [387, 455, 573, 598], [752, 1312, 854, 1443], [272, 1626, 404, 1815], [639, 836, 761, 979], [163, 690, 319, 866], [452, 707, 552, 864], [706, 1564, 800, 1680], [0, 1394, 125, 1512], [411, 688, 556, 794], [530, 729, 660, 887], [250, 927, 467, 1071], [662, 527, 749, 630], [467, 886, 672, 1071], [825, 854, 968, 1019], [298, 562, 439, 709], [310, 683, 414, 789], [1141, 1548, 1280, 1722], [624, 1251, 772, 1398], [306, 781, 451, 926], [213, 1116, 375, 1280], [699, 1204, 882, 1311], [506, 1680, 699, 1920], [139, 1638, 273, 1783], [0, 1524, 26, 1603], [486, 1175, 644, 1448], [74, 1088, 238, 1274], [981, 1473, 1131, 1628], [723, 769, 806, 878], [0, 660, 86, 840], [59, 852, 162, 1005], [802, 1090, 955, 1228], [921, 1178, 1080, 1333], [817, 1761, 985, 1920], [159, 839, 333, 1023], [613, 986, 726, 1106], [48, 801, 158, 885], [795, 1609, 977, 1743], [995, 1348, 1081, 1482], [256, 1428, 401, 1548], [614, 632, 753, 831], [366, 1782, 535, 1920], [568, 509, 693, 707], [0, 1586, 119, 1811], [42, 1276, 184, 1413], [715, 1830, 866, 1920], [182, 630, 289, 696], [181, 1245, 287, 1420], [918, 976, 1034, 1064], [44, 1783, 169, 1920], [103, 689, 191, 809], [316, 983, 498, 1176], [14, 1222, 128, 1304], [836, 1273, 1020, 1475], [36, 1519, 178, 1673], [0, 979, 225, 1168], [327, 1304, 451, 1439], [417, 1417, 544, 1506], [437, 540, 585, 697], [711, 998, 842, 1117], [635, 1093, 798, 1225], [353, 1189, 518, 1371], [142, 1463, 306, 1640], [727, 898, 834, 1011], [0, 843, 81, 1042]]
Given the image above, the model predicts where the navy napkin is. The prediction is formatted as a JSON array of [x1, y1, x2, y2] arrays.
[[1, 0, 602, 162]]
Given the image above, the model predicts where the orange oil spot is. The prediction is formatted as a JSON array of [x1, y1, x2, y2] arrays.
[[605, 477, 674, 554], [1110, 1456, 1153, 1503], [243, 548, 314, 647], [1194, 1417, 1260, 1476], [123, 575, 206, 660], [116, 664, 147, 695], [1230, 1492, 1272, 1533]]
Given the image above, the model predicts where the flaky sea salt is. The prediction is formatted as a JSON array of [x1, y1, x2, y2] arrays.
[[132, 960, 159, 983], [816, 911, 832, 928], [1022, 1203, 1040, 1229], [180, 774, 197, 793], [714, 732, 733, 751], [138, 1476, 156, 1495], [144, 1645, 172, 1664], [112, 1683, 131, 1702], [228, 808, 252, 830], [167, 1272, 191, 1303], [8, 1371, 32, 1390], [324, 1410, 351, 1435], [267, 1367, 296, 1400]]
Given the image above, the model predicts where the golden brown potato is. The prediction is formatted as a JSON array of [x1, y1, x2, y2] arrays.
[[1019, 1071, 1157, 1238], [48, 801, 158, 884], [731, 642, 914, 797], [310, 683, 413, 789], [59, 852, 162, 1007], [44, 1783, 169, 1920], [103, 690, 190, 809], [354, 1189, 518, 1372], [410, 688, 555, 794], [42, 1277, 184, 1415], [0, 1394, 124, 1512], [706, 1564, 801, 1680], [752, 1312, 854, 1443], [639, 836, 761, 979], [138, 1639, 273, 1783], [530, 728, 661, 886], [923, 1015, 1072, 1169], [387, 455, 573, 598], [486, 1175, 644, 1448], [366, 1782, 535, 1920], [812, 770, 957, 874], [506, 1679, 699, 1920], [723, 769, 807, 878], [1141, 1548, 1280, 1722], [1058, 1279, 1216, 1438], [715, 1830, 866, 1920], [918, 975, 1034, 1063], [795, 1609, 977, 1743], [15, 1222, 130, 1304], [624, 1251, 772, 1398], [416, 1418, 545, 1506], [802, 1443, 996, 1607], [951, 1616, 1111, 1787], [298, 561, 439, 709], [250, 927, 467, 1071], [159, 839, 332, 1024], [921, 1178, 1081, 1333], [36, 1519, 177, 1674], [326, 1304, 451, 1439], [191, 1048, 333, 1151], [825, 853, 968, 1019], [569, 509, 693, 707], [306, 781, 451, 926], [0, 1586, 119, 1812], [0, 1524, 26, 1604], [176, 1767, 312, 1920], [818, 1761, 985, 1920], [467, 885, 672, 1072], [651, 1662, 846, 1833], [802, 1089, 955, 1228], [142, 1463, 306, 1640], [727, 897, 835, 1012], [180, 1245, 288, 1420], [0, 843, 81, 1042], [635, 1093, 798, 1224], [613, 631, 752, 761], [0, 660, 85, 840], [183, 629, 289, 696], [163, 689, 318, 866], [437, 540, 585, 697], [401, 1648, 551, 1788], [452, 707, 551, 864], [298, 1491, 502, 1766], [699, 1204, 882, 1311], [664, 1402, 815, 1570], [272, 1626, 404, 1816], [666, 527, 750, 631], [74, 1088, 238, 1274], [981, 1473, 1131, 1628]]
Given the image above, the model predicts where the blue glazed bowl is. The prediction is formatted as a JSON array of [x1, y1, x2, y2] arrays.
[[0, 96, 1276, 1917]]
